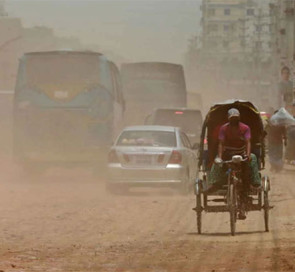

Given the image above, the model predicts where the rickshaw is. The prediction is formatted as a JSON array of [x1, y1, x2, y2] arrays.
[[193, 100, 271, 236]]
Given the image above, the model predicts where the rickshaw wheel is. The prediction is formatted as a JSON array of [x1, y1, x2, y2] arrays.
[[262, 176, 270, 232], [229, 184, 237, 236], [196, 193, 202, 234], [264, 191, 269, 232]]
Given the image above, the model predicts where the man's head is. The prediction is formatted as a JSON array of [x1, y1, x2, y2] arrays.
[[228, 108, 240, 126], [281, 66, 290, 81]]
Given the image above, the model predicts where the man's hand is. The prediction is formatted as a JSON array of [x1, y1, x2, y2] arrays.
[[214, 157, 223, 165], [284, 139, 287, 147], [246, 155, 252, 162]]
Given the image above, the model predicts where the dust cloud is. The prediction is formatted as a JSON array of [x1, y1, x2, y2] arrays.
[[0, 1, 294, 272]]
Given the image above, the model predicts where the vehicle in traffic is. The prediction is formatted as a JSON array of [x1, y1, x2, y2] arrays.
[[145, 108, 203, 145], [194, 100, 271, 236], [13, 50, 125, 172], [107, 125, 198, 194], [121, 62, 187, 125]]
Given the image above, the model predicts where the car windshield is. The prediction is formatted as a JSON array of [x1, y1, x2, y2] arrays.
[[117, 130, 176, 147], [154, 110, 202, 134]]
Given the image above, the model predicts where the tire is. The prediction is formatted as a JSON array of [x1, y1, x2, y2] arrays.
[[228, 183, 237, 236], [264, 191, 269, 232], [196, 193, 202, 234]]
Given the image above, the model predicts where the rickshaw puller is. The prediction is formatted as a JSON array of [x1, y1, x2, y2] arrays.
[[217, 108, 257, 220]]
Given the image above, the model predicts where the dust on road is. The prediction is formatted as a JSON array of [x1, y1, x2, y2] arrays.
[[0, 161, 294, 272]]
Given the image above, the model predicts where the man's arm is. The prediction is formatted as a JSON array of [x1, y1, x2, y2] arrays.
[[218, 125, 225, 159], [244, 125, 251, 159], [218, 140, 224, 159], [283, 126, 287, 146], [246, 138, 251, 159]]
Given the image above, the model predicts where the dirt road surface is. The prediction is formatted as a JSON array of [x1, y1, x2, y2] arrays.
[[0, 98, 295, 271], [0, 161, 294, 272]]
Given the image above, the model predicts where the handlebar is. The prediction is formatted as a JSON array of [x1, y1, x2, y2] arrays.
[[215, 155, 249, 165]]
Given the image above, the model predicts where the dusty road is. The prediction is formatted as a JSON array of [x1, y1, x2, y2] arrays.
[[0, 161, 294, 272], [0, 98, 294, 271]]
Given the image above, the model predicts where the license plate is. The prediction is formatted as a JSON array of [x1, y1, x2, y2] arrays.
[[135, 155, 152, 164], [54, 91, 68, 99]]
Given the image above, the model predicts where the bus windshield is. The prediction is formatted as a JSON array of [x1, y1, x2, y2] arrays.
[[122, 63, 186, 98], [121, 62, 187, 116], [24, 54, 102, 92]]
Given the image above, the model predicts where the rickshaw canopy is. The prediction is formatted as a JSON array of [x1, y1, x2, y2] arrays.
[[199, 100, 265, 169]]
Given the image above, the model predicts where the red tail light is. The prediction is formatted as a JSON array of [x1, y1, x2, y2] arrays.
[[157, 154, 165, 163], [123, 154, 130, 162], [168, 150, 182, 164], [108, 150, 119, 163]]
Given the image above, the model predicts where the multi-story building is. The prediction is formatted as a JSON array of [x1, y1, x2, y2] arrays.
[[201, 0, 245, 61], [274, 0, 295, 70], [201, 0, 275, 64], [186, 0, 278, 110]]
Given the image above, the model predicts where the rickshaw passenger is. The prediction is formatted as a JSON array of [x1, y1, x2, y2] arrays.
[[209, 108, 261, 190]]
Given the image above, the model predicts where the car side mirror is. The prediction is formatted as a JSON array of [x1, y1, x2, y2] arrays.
[[192, 143, 200, 150]]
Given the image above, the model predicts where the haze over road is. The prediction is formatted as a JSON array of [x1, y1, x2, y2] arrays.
[[6, 0, 201, 63]]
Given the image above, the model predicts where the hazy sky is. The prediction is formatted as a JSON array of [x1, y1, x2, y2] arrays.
[[5, 0, 201, 63]]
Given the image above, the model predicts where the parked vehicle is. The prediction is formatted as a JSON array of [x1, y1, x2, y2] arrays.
[[145, 108, 203, 145], [107, 125, 198, 194], [121, 62, 187, 125], [13, 50, 124, 172]]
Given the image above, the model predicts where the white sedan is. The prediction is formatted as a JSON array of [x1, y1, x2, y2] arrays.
[[107, 125, 198, 194]]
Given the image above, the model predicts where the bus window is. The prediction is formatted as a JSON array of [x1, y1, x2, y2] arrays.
[[121, 62, 187, 126]]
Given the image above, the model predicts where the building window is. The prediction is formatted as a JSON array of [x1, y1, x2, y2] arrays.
[[208, 24, 218, 32], [247, 9, 254, 16], [209, 41, 217, 49], [208, 9, 215, 16], [224, 24, 230, 32], [256, 25, 262, 32], [255, 41, 262, 50], [223, 40, 229, 48], [224, 8, 231, 15]]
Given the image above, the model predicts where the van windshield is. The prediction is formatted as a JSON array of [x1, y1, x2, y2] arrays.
[[154, 110, 202, 134]]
